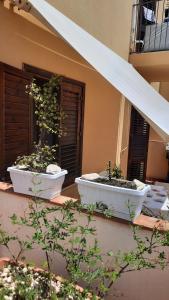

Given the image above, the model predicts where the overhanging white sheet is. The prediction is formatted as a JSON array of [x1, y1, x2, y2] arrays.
[[27, 0, 169, 141]]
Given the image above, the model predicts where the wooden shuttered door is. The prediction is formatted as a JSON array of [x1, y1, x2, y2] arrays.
[[59, 78, 85, 186], [127, 106, 150, 182], [0, 63, 32, 180]]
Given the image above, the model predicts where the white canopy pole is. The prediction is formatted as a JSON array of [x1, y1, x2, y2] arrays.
[[16, 0, 169, 141]]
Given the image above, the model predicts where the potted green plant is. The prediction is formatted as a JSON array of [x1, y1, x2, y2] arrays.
[[75, 162, 150, 221], [7, 76, 67, 200]]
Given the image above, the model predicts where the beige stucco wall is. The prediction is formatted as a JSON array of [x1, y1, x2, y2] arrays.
[[147, 127, 168, 180], [12, 0, 133, 60], [46, 0, 133, 59], [1, 191, 169, 300], [0, 4, 124, 174], [147, 82, 169, 180], [146, 83, 168, 180], [129, 51, 169, 82]]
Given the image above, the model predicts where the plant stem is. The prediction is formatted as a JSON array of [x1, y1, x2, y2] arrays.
[[108, 161, 112, 181], [45, 251, 51, 273]]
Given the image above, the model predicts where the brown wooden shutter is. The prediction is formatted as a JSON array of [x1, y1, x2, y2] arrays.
[[127, 106, 150, 182], [59, 78, 85, 186], [0, 63, 32, 180]]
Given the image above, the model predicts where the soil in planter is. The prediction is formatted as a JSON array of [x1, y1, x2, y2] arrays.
[[91, 177, 137, 190]]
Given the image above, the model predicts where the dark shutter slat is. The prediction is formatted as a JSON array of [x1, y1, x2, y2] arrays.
[[5, 73, 31, 171], [0, 63, 32, 180], [59, 78, 85, 186], [127, 107, 150, 182]]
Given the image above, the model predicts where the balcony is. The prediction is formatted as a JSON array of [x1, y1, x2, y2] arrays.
[[130, 0, 169, 53]]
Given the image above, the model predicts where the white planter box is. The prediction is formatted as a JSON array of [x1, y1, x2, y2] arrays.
[[75, 177, 150, 221], [7, 167, 67, 200]]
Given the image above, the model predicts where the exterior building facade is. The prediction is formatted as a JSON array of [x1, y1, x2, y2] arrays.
[[130, 0, 169, 181]]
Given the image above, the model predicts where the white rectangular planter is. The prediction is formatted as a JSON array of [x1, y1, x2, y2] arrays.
[[8, 167, 67, 200], [75, 177, 150, 221]]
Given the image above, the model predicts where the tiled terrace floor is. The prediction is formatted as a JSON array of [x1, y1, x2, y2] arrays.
[[62, 184, 80, 199]]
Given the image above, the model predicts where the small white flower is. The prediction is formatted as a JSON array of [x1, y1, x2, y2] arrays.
[[3, 268, 9, 273], [22, 267, 28, 273], [10, 283, 16, 291], [6, 276, 12, 283], [56, 281, 61, 293], [4, 296, 13, 300]]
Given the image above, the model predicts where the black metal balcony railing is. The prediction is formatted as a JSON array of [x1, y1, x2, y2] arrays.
[[130, 0, 169, 53]]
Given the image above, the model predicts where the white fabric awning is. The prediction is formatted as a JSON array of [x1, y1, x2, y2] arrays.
[[26, 0, 169, 141]]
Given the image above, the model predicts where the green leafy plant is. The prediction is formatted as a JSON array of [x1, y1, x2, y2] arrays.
[[0, 197, 169, 299], [106, 161, 123, 180], [15, 76, 66, 173], [112, 165, 123, 179], [15, 145, 57, 173]]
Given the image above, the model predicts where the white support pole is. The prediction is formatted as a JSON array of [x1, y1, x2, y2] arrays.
[[116, 96, 126, 166]]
